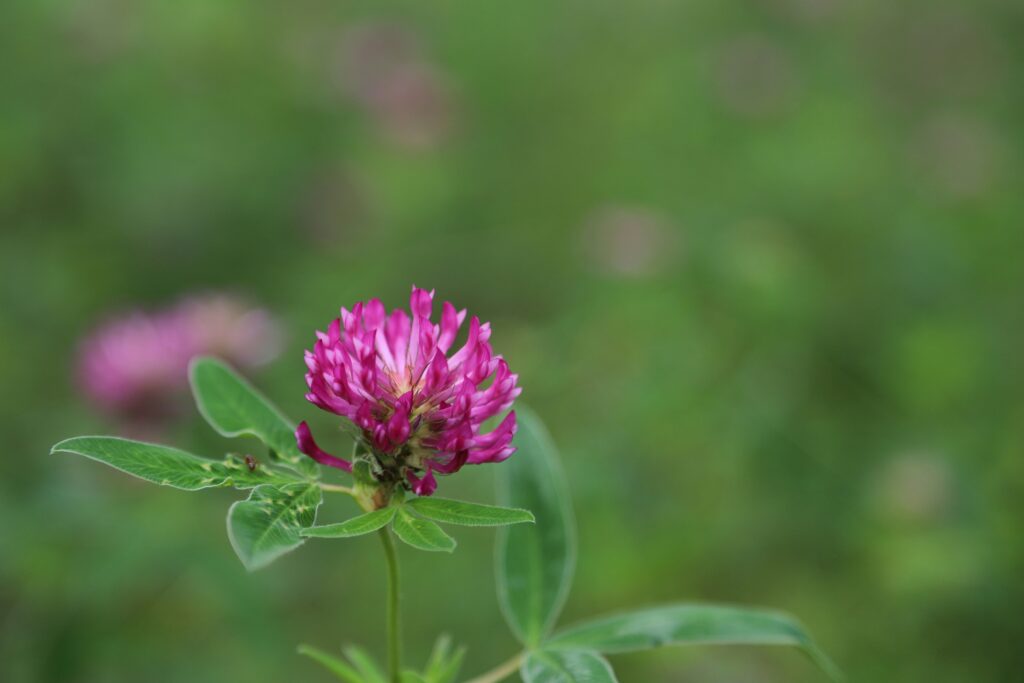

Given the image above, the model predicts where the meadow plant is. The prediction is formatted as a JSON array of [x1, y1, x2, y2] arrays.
[[54, 287, 839, 682]]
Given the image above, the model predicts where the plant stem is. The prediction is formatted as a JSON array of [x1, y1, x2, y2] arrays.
[[378, 527, 402, 683], [463, 653, 523, 683], [319, 482, 356, 495]]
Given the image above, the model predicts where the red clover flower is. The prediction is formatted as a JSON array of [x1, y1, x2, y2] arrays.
[[296, 286, 520, 497]]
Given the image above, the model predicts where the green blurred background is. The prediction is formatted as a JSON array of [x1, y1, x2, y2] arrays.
[[2, 0, 1023, 680]]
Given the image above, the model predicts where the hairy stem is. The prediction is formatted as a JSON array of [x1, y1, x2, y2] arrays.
[[379, 527, 402, 683], [319, 482, 356, 495], [463, 653, 524, 683]]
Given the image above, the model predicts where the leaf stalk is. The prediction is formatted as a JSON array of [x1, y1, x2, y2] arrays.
[[462, 652, 523, 683]]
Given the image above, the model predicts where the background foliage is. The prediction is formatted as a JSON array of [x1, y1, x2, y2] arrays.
[[2, 0, 1022, 680]]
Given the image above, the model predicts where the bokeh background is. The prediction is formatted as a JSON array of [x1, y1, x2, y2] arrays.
[[2, 0, 1023, 681]]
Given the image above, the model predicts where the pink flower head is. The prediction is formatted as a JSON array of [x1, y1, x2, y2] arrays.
[[176, 295, 283, 367], [77, 310, 195, 417], [77, 294, 282, 421], [297, 286, 521, 496]]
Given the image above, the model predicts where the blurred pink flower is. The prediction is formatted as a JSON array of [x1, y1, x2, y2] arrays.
[[340, 22, 422, 98], [872, 451, 954, 526], [297, 286, 520, 496], [177, 295, 283, 368], [336, 22, 454, 150], [363, 62, 453, 150], [78, 294, 282, 422]]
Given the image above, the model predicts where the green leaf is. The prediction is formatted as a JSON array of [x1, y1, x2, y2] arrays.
[[401, 672, 428, 683], [301, 507, 397, 538], [189, 356, 320, 479], [436, 653, 466, 683], [392, 507, 456, 552], [546, 603, 842, 681], [521, 650, 618, 683], [343, 645, 387, 683], [227, 482, 322, 570], [423, 634, 466, 683], [51, 436, 288, 491], [495, 406, 577, 647], [424, 634, 453, 676], [407, 497, 534, 527], [297, 644, 364, 683]]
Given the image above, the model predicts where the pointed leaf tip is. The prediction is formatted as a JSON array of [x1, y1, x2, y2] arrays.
[[407, 497, 535, 527], [189, 356, 320, 479]]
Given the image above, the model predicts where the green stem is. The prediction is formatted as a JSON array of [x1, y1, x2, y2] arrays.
[[379, 527, 402, 683], [319, 482, 356, 496], [463, 653, 523, 683]]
